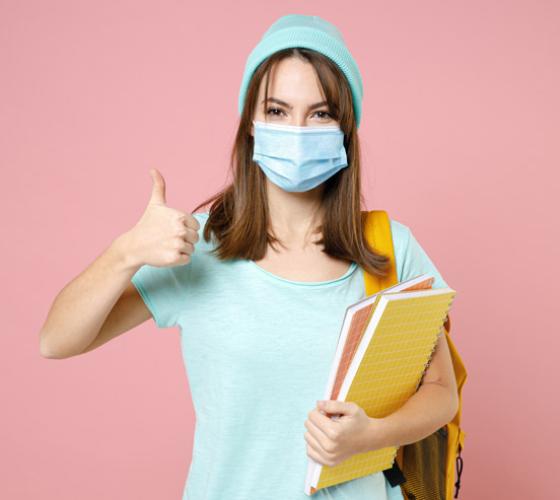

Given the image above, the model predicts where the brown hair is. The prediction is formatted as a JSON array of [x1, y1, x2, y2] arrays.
[[192, 47, 390, 278]]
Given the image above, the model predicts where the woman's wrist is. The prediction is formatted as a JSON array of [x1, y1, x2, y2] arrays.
[[108, 231, 142, 275], [363, 416, 394, 452]]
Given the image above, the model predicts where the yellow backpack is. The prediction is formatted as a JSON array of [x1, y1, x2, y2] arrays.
[[362, 210, 467, 500]]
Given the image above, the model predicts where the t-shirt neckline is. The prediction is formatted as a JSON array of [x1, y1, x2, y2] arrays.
[[246, 259, 358, 287]]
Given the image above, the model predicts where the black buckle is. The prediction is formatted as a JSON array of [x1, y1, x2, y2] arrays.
[[454, 449, 464, 498], [383, 460, 406, 488]]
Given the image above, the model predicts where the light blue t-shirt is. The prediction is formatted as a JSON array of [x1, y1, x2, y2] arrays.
[[131, 212, 450, 500]]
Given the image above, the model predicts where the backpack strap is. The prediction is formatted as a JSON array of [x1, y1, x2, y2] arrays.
[[362, 210, 406, 488], [362, 210, 399, 294]]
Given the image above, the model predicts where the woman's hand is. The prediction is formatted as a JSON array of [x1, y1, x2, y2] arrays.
[[304, 400, 386, 467], [119, 168, 200, 269]]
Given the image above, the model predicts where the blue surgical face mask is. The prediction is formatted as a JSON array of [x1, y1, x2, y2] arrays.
[[251, 120, 348, 193]]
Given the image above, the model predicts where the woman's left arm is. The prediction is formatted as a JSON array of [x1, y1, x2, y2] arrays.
[[364, 324, 459, 451], [303, 321, 459, 466]]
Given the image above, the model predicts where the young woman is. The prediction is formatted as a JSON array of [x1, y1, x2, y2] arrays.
[[40, 14, 458, 500]]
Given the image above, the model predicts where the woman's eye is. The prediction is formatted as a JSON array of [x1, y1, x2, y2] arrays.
[[314, 110, 332, 120], [266, 107, 285, 116]]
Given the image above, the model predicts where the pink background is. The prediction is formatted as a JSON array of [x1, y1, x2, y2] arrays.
[[2, 1, 558, 499]]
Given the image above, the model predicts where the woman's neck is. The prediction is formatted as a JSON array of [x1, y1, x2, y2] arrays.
[[266, 180, 325, 248]]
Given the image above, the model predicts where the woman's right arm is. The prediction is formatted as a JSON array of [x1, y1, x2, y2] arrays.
[[39, 234, 147, 359], [38, 169, 199, 359]]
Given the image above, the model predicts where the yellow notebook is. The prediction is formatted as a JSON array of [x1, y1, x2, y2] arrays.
[[304, 274, 456, 495]]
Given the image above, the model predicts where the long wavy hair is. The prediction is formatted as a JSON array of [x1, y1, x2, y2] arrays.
[[192, 47, 390, 278]]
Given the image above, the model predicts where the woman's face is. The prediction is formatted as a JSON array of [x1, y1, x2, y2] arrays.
[[252, 56, 339, 132]]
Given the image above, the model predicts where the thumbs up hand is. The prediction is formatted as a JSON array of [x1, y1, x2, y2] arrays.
[[123, 168, 200, 269]]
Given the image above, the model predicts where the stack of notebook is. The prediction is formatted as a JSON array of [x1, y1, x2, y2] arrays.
[[304, 273, 456, 495]]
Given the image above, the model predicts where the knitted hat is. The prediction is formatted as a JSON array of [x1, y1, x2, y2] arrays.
[[238, 14, 364, 128]]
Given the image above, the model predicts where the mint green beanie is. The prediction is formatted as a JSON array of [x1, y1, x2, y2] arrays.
[[238, 14, 364, 128]]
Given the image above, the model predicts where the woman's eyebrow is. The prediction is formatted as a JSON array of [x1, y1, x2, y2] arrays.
[[262, 97, 329, 111]]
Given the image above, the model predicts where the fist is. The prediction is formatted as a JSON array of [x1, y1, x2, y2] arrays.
[[125, 168, 200, 268], [304, 400, 376, 467]]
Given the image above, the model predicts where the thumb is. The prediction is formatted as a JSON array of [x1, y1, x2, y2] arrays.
[[317, 399, 354, 417], [148, 168, 166, 205]]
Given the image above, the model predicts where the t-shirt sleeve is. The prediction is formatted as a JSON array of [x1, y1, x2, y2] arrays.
[[390, 219, 450, 290], [130, 212, 207, 329], [131, 263, 189, 329]]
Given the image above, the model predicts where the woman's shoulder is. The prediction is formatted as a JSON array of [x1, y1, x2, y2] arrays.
[[387, 217, 449, 289], [388, 217, 412, 245], [387, 216, 412, 264]]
